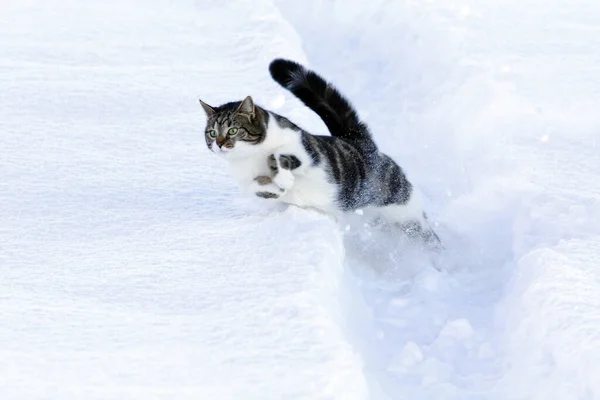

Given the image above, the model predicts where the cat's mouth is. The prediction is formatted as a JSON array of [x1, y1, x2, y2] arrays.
[[212, 143, 235, 155]]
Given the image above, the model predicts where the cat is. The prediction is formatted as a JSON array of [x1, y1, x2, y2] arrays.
[[198, 58, 442, 251]]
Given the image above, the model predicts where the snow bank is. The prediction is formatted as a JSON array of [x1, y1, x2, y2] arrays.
[[496, 239, 600, 399], [495, 160, 600, 398], [0, 1, 369, 399]]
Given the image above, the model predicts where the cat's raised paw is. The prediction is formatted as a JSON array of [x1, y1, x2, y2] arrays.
[[254, 176, 273, 185], [273, 169, 295, 190], [255, 191, 280, 199]]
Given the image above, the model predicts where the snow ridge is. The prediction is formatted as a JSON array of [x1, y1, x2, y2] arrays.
[[2, 0, 600, 399], [0, 1, 369, 399]]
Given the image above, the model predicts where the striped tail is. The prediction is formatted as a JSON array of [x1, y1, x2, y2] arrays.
[[268, 58, 371, 140]]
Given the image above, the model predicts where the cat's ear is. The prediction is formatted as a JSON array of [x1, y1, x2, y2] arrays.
[[236, 96, 255, 117], [199, 99, 216, 117]]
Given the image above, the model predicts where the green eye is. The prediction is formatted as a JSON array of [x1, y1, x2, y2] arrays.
[[228, 127, 238, 136], [208, 130, 217, 138]]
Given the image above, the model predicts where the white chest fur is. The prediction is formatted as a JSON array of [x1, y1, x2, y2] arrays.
[[227, 156, 271, 191]]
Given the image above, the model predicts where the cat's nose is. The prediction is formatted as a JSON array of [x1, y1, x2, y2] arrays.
[[216, 137, 225, 148]]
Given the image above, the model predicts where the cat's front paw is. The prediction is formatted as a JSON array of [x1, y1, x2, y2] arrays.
[[255, 191, 280, 199], [254, 176, 273, 185], [273, 169, 295, 190], [251, 176, 284, 200]]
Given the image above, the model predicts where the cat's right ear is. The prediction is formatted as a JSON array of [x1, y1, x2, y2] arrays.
[[199, 99, 216, 117]]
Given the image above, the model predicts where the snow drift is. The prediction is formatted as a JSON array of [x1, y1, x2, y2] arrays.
[[2, 0, 600, 399]]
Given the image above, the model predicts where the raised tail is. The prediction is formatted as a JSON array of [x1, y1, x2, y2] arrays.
[[268, 58, 371, 140]]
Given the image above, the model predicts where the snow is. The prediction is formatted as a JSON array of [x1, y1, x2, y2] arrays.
[[2, 0, 600, 399], [0, 1, 366, 398]]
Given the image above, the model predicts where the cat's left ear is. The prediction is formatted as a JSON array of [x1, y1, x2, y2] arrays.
[[236, 96, 255, 118], [199, 99, 216, 117]]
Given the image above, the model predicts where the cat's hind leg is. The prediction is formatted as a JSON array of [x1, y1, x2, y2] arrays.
[[396, 218, 443, 253], [375, 196, 443, 253]]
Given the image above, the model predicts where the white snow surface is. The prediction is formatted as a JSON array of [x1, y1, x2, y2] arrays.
[[2, 0, 600, 399]]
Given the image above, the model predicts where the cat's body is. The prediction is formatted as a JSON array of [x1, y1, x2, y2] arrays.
[[199, 59, 441, 249]]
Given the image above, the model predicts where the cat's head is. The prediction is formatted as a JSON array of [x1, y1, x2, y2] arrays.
[[199, 96, 267, 159]]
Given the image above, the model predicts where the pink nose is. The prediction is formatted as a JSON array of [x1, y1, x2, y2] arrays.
[[216, 138, 225, 148]]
